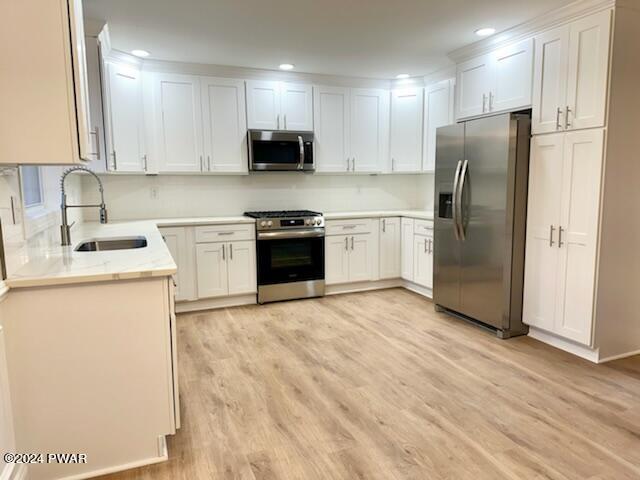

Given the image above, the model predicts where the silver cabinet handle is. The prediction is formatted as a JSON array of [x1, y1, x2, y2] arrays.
[[277, 114, 280, 130], [222, 244, 226, 261], [352, 158, 355, 171], [565, 106, 572, 129], [346, 157, 350, 172], [111, 150, 117, 170], [89, 126, 101, 159], [217, 231, 234, 236], [298, 135, 305, 170], [229, 243, 233, 260], [10, 196, 16, 225], [207, 156, 211, 171], [558, 227, 564, 248], [382, 219, 386, 233], [345, 237, 348, 251], [549, 225, 555, 247], [556, 108, 563, 130], [351, 236, 354, 250], [424, 238, 428, 253], [200, 155, 204, 171], [428, 238, 432, 254], [482, 94, 487, 113], [284, 114, 287, 130], [391, 158, 395, 172], [143, 154, 148, 171], [489, 92, 494, 111], [342, 225, 356, 230]]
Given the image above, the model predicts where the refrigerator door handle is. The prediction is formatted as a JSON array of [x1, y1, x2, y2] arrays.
[[456, 159, 469, 241], [452, 160, 463, 241]]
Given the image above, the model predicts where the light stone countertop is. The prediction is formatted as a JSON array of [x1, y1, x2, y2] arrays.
[[3, 211, 431, 290]]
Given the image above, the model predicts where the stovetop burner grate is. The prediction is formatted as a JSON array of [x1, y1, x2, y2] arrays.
[[244, 210, 322, 219]]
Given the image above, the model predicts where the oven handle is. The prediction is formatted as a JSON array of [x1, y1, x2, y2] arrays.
[[257, 229, 325, 240]]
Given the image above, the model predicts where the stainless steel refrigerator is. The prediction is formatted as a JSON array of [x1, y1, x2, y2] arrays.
[[433, 112, 530, 338]]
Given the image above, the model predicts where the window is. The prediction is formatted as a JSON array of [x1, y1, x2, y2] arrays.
[[21, 166, 44, 208]]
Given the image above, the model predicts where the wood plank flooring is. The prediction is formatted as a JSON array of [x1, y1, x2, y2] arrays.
[[98, 288, 640, 480]]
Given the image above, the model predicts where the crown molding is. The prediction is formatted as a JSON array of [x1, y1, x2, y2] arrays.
[[448, 0, 615, 63]]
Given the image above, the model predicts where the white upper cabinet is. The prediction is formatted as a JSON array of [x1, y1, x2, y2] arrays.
[[246, 81, 313, 131], [456, 38, 534, 120], [531, 26, 570, 134], [1, 0, 93, 164], [565, 10, 611, 131], [316, 87, 388, 173], [532, 10, 611, 134], [201, 77, 248, 173], [379, 218, 401, 279], [314, 86, 351, 173], [390, 87, 424, 173], [456, 54, 493, 119], [490, 39, 534, 113], [152, 73, 204, 172], [84, 35, 107, 172], [281, 83, 314, 131], [104, 63, 146, 172], [523, 129, 604, 346], [423, 79, 454, 172], [350, 89, 390, 173]]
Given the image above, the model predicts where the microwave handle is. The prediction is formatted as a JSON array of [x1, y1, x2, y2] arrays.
[[298, 136, 305, 170]]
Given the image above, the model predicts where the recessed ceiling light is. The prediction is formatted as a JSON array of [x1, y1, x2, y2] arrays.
[[396, 74, 410, 79], [131, 49, 150, 58], [475, 28, 496, 37], [279, 63, 295, 70]]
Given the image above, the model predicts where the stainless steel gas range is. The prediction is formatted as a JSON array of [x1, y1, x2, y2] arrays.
[[244, 210, 325, 304]]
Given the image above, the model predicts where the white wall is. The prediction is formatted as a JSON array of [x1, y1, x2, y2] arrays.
[[81, 173, 433, 221]]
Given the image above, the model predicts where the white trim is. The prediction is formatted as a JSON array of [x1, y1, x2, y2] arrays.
[[0, 464, 27, 480], [528, 326, 600, 363], [448, 0, 615, 63], [175, 293, 256, 313], [402, 280, 433, 299], [326, 278, 403, 296], [54, 439, 168, 480], [597, 349, 640, 363]]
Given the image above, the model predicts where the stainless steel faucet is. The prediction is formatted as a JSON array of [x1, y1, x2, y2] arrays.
[[60, 166, 107, 246]]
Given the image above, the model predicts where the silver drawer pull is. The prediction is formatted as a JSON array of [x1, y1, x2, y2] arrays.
[[342, 225, 356, 230], [217, 232, 235, 236]]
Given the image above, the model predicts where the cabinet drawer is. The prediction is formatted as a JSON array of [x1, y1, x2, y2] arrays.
[[325, 218, 373, 236], [414, 219, 434, 236], [195, 224, 255, 243]]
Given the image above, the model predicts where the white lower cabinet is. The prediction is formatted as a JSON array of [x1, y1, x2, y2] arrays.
[[325, 233, 375, 285], [379, 217, 401, 279], [160, 227, 195, 301], [196, 240, 256, 298], [523, 129, 604, 345], [400, 218, 415, 281], [413, 233, 434, 289]]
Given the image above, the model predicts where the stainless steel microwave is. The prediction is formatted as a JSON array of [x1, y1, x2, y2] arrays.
[[248, 130, 314, 172]]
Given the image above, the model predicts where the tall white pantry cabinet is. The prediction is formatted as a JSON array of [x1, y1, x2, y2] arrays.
[[523, 3, 640, 362]]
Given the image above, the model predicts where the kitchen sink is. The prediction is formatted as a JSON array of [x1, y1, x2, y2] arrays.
[[74, 236, 148, 252]]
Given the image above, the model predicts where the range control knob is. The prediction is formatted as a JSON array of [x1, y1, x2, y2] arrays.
[[315, 218, 322, 225], [267, 220, 273, 227], [306, 219, 312, 225], [260, 221, 267, 227]]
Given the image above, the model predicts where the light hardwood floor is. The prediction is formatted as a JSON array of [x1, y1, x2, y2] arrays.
[[98, 288, 640, 480]]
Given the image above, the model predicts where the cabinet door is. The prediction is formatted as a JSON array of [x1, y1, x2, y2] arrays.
[[350, 89, 389, 173], [325, 235, 350, 285], [423, 79, 454, 172], [490, 38, 534, 113], [456, 54, 492, 119], [153, 73, 204, 172], [554, 129, 604, 345], [196, 243, 228, 298], [281, 83, 313, 131], [390, 87, 424, 173], [413, 235, 433, 289], [400, 218, 415, 281], [379, 218, 401, 279], [104, 63, 146, 172], [565, 10, 611, 131], [349, 234, 373, 283], [201, 77, 247, 173], [84, 35, 107, 172], [246, 80, 281, 130], [314, 86, 350, 173], [160, 227, 194, 302], [227, 241, 257, 296], [532, 26, 570, 134], [523, 134, 564, 332]]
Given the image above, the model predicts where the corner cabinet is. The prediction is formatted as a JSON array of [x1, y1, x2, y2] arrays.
[[1, 0, 94, 164], [531, 10, 611, 134], [523, 129, 604, 345], [314, 86, 389, 173], [423, 79, 455, 172], [246, 81, 313, 131], [455, 38, 533, 120]]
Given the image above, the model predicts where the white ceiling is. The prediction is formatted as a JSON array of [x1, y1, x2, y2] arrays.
[[84, 0, 576, 79]]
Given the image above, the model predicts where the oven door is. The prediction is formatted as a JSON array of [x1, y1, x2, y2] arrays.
[[256, 229, 324, 285], [249, 130, 314, 171]]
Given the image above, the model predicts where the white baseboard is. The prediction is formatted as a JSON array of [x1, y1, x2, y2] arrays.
[[56, 437, 168, 480], [402, 280, 433, 299], [597, 349, 640, 363], [528, 327, 600, 363], [176, 293, 256, 313], [1, 464, 27, 480]]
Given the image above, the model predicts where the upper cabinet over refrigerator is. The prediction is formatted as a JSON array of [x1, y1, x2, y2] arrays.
[[0, 0, 94, 165]]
